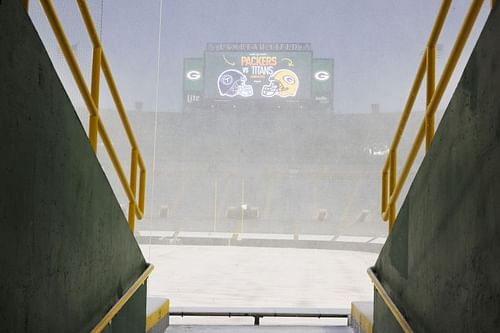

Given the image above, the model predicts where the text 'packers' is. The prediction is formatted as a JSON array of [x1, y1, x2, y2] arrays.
[[240, 56, 278, 67]]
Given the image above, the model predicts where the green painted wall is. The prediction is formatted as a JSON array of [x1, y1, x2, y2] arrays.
[[374, 5, 500, 333], [0, 0, 147, 331]]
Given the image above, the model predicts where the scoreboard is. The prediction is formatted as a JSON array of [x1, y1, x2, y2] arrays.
[[183, 43, 333, 110], [204, 51, 312, 100]]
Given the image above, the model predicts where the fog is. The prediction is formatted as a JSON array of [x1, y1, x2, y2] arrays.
[[27, 0, 489, 310]]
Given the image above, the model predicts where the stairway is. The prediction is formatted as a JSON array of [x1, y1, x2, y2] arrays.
[[0, 0, 147, 331], [372, 4, 500, 333]]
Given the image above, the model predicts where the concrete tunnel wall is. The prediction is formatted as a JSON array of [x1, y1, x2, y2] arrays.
[[373, 4, 500, 333], [0, 0, 147, 332]]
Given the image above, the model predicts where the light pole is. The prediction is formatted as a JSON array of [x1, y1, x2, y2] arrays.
[[213, 180, 218, 232], [240, 178, 245, 234]]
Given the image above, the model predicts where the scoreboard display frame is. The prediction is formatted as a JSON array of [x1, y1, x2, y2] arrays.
[[204, 50, 313, 101]]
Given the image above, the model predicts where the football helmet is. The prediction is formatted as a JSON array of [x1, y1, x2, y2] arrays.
[[261, 69, 299, 98], [217, 69, 254, 97]]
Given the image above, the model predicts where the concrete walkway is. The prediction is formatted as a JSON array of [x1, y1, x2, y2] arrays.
[[142, 245, 377, 309], [166, 325, 354, 332]]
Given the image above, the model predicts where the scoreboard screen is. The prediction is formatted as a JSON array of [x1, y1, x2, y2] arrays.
[[204, 51, 312, 100]]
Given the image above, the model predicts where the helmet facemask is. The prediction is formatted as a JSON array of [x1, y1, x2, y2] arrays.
[[261, 69, 299, 98]]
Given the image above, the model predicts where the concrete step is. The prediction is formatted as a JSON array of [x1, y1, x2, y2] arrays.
[[147, 297, 170, 333], [350, 302, 373, 333], [166, 325, 354, 333]]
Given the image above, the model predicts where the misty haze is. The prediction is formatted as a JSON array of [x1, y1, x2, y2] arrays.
[[6, 0, 493, 331]]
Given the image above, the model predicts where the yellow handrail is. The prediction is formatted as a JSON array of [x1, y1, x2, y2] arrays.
[[91, 264, 155, 333], [25, 0, 146, 231], [381, 0, 491, 231], [367, 267, 414, 333]]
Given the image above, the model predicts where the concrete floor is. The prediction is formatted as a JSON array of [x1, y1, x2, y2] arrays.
[[141, 245, 377, 310], [166, 325, 354, 332]]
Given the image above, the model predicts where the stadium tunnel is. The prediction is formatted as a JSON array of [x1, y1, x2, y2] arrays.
[[1, 0, 500, 332]]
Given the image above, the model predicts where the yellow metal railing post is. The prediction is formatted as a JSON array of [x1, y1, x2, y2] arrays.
[[424, 0, 451, 151], [381, 56, 426, 223], [425, 46, 436, 151], [128, 149, 139, 232], [425, 0, 484, 123], [492, 0, 497, 8], [389, 150, 397, 230], [139, 168, 146, 214], [89, 46, 102, 152], [381, 168, 388, 218], [22, 0, 29, 11], [39, 0, 98, 118]]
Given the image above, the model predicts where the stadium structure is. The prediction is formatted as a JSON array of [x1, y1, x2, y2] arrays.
[[89, 43, 407, 247], [113, 109, 416, 246]]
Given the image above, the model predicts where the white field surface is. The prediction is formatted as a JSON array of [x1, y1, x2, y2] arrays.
[[140, 245, 377, 309]]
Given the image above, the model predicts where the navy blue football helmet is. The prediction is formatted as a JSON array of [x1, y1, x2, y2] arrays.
[[217, 69, 254, 97]]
